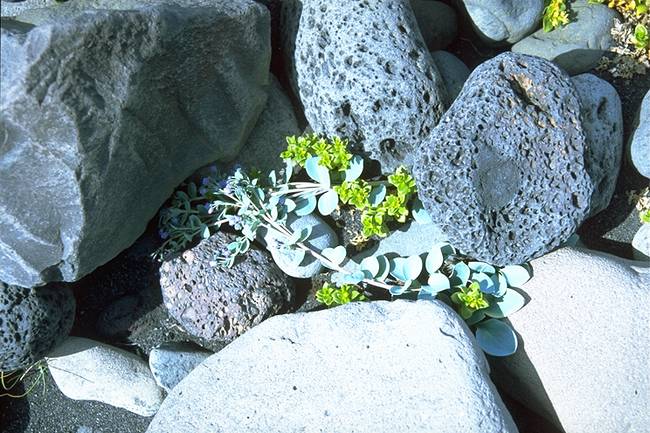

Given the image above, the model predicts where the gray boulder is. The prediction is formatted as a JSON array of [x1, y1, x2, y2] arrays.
[[0, 282, 75, 371], [160, 231, 294, 347], [457, 0, 544, 44], [146, 300, 518, 433], [262, 213, 338, 279], [414, 52, 592, 266], [512, 0, 619, 75], [628, 90, 649, 179], [282, 0, 447, 172], [632, 224, 650, 259], [490, 247, 650, 433], [0, 0, 270, 287], [410, 0, 457, 51], [47, 337, 165, 417], [148, 342, 212, 392], [572, 73, 623, 215], [430, 50, 471, 106]]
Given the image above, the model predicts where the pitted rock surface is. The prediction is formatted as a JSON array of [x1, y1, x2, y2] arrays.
[[572, 73, 623, 216], [281, 0, 446, 172], [414, 53, 592, 266], [0, 1, 270, 287], [160, 231, 294, 347], [0, 282, 75, 371]]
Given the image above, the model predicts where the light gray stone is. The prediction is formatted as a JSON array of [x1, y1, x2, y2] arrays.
[[410, 0, 457, 51], [632, 224, 650, 260], [263, 213, 338, 279], [1, 0, 54, 17], [490, 247, 650, 433], [0, 0, 270, 287], [430, 50, 471, 106], [629, 90, 649, 179], [0, 282, 75, 371], [512, 0, 619, 75], [282, 0, 447, 172], [415, 52, 592, 266], [148, 342, 212, 392], [47, 337, 165, 416], [572, 73, 623, 215], [146, 300, 518, 433], [458, 0, 544, 44]]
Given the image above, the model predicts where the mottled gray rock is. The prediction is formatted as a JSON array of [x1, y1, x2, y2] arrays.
[[0, 1, 270, 287], [458, 0, 544, 44], [0, 282, 75, 371], [282, 0, 447, 172], [263, 213, 338, 278], [160, 231, 294, 347], [629, 91, 649, 179], [1, 0, 53, 17], [490, 247, 650, 433], [431, 50, 471, 106], [234, 75, 301, 175], [146, 301, 518, 433], [96, 295, 142, 338], [572, 73, 623, 215], [47, 337, 164, 416], [415, 52, 592, 266], [148, 342, 212, 392], [512, 0, 619, 75], [632, 224, 650, 259], [410, 0, 457, 51]]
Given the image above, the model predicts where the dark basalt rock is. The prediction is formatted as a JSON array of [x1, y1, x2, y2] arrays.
[[0, 282, 75, 371], [414, 52, 592, 266], [159, 231, 294, 348], [281, 0, 447, 172]]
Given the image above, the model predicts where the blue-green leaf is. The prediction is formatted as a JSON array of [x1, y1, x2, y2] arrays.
[[321, 246, 347, 267], [369, 184, 387, 207], [417, 290, 437, 301], [331, 270, 365, 286], [286, 248, 306, 267], [475, 319, 518, 357], [465, 310, 486, 326], [389, 285, 407, 296], [360, 256, 380, 277], [390, 258, 409, 281], [290, 226, 312, 245], [425, 246, 444, 274], [284, 198, 296, 213], [284, 161, 294, 183], [305, 156, 331, 187], [485, 289, 526, 318], [426, 273, 450, 292], [468, 262, 496, 275], [344, 155, 364, 181], [412, 198, 432, 224], [375, 255, 390, 281], [318, 190, 339, 216], [294, 194, 317, 216], [201, 226, 211, 239], [450, 262, 470, 287], [472, 272, 495, 294], [500, 265, 532, 287], [437, 242, 455, 258], [405, 255, 423, 280], [490, 273, 508, 298]]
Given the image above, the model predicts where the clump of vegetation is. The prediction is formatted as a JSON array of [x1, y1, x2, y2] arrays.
[[543, 0, 571, 32], [315, 283, 367, 307], [1, 360, 48, 398], [628, 187, 650, 223]]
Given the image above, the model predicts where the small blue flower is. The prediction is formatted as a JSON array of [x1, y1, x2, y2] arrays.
[[158, 229, 169, 240], [218, 179, 228, 189], [203, 203, 212, 212], [201, 177, 210, 186], [199, 187, 207, 195], [170, 217, 179, 226], [209, 165, 218, 173]]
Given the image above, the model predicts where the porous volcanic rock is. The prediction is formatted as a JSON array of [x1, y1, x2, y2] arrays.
[[414, 52, 592, 266], [281, 0, 447, 172], [159, 231, 294, 348]]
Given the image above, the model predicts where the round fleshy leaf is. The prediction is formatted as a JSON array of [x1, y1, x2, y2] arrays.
[[321, 246, 347, 267], [465, 310, 486, 326], [417, 290, 437, 301], [369, 184, 387, 207], [490, 273, 508, 298], [284, 198, 296, 213], [290, 226, 312, 245], [390, 258, 409, 281], [294, 194, 317, 216], [318, 190, 339, 216], [344, 155, 364, 181], [412, 198, 432, 224], [425, 246, 444, 274], [475, 319, 518, 357], [305, 156, 330, 187], [286, 248, 306, 267], [426, 273, 450, 292], [360, 256, 380, 277], [331, 270, 365, 285], [500, 265, 532, 287], [436, 242, 455, 258], [376, 255, 390, 281], [405, 255, 423, 280], [472, 272, 495, 294], [450, 262, 470, 287], [485, 289, 526, 318], [468, 262, 496, 275], [389, 285, 407, 296]]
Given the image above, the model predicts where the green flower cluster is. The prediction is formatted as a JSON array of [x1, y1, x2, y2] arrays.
[[543, 0, 570, 32], [315, 282, 367, 307], [451, 282, 490, 319], [281, 134, 352, 171]]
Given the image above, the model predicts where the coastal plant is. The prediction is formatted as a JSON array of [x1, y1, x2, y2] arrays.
[[0, 360, 48, 398], [315, 282, 367, 306], [629, 187, 650, 223], [543, 0, 571, 31]]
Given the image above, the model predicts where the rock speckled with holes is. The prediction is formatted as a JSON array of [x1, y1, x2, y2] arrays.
[[0, 282, 75, 371], [414, 53, 592, 266], [571, 73, 623, 216], [159, 231, 294, 348], [281, 0, 447, 172]]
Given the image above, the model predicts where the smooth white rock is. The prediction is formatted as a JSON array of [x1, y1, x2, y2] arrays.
[[148, 342, 212, 392]]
